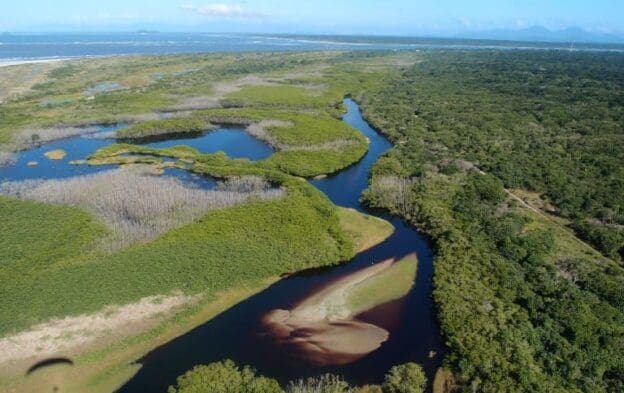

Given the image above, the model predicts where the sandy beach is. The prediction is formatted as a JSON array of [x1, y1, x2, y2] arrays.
[[0, 58, 73, 68]]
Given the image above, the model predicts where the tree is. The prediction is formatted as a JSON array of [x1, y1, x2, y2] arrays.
[[382, 363, 427, 393], [167, 360, 282, 393]]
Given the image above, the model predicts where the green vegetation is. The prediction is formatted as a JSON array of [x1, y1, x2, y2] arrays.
[[383, 363, 427, 393], [168, 360, 426, 393], [362, 50, 624, 263], [0, 52, 347, 146], [117, 118, 211, 139], [167, 360, 281, 393], [346, 254, 417, 314], [360, 50, 624, 392], [336, 207, 395, 252], [88, 107, 369, 178], [0, 173, 355, 335], [192, 108, 369, 177], [0, 51, 412, 392], [0, 197, 106, 285]]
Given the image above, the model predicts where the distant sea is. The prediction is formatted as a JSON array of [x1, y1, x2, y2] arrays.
[[1, 32, 623, 62]]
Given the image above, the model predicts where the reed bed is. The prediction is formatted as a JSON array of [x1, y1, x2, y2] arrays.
[[14, 126, 99, 149], [0, 151, 16, 167], [0, 167, 284, 251]]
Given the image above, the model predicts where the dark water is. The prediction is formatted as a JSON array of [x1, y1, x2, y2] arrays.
[[0, 127, 272, 182], [2, 32, 622, 62], [116, 99, 443, 392], [135, 127, 273, 160]]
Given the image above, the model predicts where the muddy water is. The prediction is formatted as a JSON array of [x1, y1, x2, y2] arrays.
[[116, 99, 443, 392]]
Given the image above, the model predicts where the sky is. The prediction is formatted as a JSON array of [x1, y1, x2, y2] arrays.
[[2, 0, 623, 36]]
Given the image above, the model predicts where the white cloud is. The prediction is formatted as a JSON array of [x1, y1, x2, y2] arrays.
[[181, 3, 268, 19]]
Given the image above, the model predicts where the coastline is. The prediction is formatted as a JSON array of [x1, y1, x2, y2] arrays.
[[0, 55, 114, 68], [0, 58, 72, 68]]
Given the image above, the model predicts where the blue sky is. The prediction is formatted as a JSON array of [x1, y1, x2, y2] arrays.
[[2, 0, 623, 35]]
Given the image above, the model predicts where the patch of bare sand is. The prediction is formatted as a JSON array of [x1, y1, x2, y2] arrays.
[[170, 74, 324, 111], [0, 293, 196, 370], [261, 259, 400, 366], [0, 61, 63, 103], [170, 75, 280, 111]]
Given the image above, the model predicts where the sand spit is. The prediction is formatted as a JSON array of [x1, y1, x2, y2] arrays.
[[261, 255, 417, 366]]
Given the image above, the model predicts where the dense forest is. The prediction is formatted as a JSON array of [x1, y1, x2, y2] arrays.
[[360, 50, 624, 392]]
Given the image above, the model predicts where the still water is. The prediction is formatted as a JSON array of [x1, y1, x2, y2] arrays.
[[0, 126, 272, 183]]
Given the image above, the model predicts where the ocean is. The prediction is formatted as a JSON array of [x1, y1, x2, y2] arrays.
[[2, 32, 624, 63]]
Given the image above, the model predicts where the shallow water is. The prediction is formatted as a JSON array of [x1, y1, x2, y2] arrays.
[[116, 99, 443, 392], [0, 126, 272, 183], [135, 127, 273, 160]]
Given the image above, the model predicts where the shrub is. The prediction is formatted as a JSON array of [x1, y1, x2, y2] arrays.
[[382, 363, 427, 393]]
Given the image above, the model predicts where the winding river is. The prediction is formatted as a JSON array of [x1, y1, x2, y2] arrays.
[[118, 99, 443, 391], [1, 99, 442, 391]]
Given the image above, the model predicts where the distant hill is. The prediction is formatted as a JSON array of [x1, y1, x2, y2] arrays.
[[458, 26, 624, 44]]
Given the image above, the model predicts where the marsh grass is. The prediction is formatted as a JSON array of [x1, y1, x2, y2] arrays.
[[218, 175, 276, 193], [0, 167, 284, 251], [246, 120, 293, 149], [116, 118, 211, 139], [247, 120, 356, 152], [0, 151, 16, 166], [14, 126, 99, 149]]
